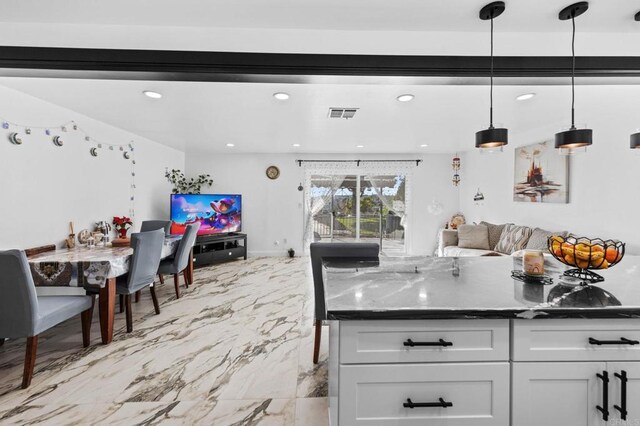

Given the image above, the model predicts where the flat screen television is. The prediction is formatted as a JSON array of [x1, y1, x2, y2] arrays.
[[170, 194, 242, 236]]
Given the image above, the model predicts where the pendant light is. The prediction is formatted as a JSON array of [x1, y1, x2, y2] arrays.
[[631, 11, 640, 149], [476, 2, 508, 150], [555, 2, 592, 152]]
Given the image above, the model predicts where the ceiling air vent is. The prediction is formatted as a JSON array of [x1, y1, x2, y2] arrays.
[[328, 108, 359, 119]]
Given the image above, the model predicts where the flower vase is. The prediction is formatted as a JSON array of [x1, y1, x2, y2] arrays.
[[117, 228, 128, 239], [112, 228, 131, 247]]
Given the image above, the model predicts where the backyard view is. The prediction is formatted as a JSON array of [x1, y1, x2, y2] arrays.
[[310, 174, 406, 253]]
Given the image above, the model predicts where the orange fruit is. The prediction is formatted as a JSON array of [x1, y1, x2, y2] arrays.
[[605, 247, 619, 263], [564, 254, 576, 265], [576, 258, 590, 269]]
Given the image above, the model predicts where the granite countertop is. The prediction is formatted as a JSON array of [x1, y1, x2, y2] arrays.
[[323, 255, 640, 320]]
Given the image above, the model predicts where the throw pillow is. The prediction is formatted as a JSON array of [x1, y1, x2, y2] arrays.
[[479, 221, 508, 250], [525, 228, 568, 251], [495, 224, 533, 254], [457, 224, 490, 250]]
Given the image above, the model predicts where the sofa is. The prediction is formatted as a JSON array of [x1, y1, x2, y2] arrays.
[[438, 221, 568, 257]]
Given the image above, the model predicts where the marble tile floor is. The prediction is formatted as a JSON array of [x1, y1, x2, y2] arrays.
[[0, 257, 329, 426]]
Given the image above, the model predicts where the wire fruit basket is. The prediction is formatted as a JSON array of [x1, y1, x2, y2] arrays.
[[547, 236, 625, 284]]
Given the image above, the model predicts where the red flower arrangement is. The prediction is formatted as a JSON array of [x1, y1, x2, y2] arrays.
[[113, 216, 133, 239]]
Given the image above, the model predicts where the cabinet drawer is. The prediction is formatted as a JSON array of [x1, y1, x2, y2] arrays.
[[340, 319, 509, 364], [339, 362, 510, 426], [512, 319, 640, 362]]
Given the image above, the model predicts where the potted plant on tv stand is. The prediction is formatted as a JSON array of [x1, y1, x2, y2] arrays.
[[112, 216, 133, 247]]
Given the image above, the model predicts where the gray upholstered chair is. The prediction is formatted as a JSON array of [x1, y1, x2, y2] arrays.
[[309, 242, 379, 364], [140, 220, 171, 236], [116, 229, 165, 333], [158, 223, 200, 299], [0, 250, 94, 389]]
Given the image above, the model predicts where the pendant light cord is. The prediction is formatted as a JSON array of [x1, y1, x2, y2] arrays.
[[489, 15, 494, 128], [571, 14, 576, 129]]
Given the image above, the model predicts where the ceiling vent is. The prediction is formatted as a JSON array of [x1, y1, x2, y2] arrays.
[[328, 108, 358, 119]]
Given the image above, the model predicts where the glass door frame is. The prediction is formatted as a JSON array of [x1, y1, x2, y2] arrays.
[[303, 164, 412, 255]]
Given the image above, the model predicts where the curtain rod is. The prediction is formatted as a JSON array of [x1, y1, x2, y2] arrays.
[[296, 159, 422, 167]]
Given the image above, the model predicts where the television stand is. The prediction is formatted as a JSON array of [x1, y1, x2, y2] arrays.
[[192, 233, 247, 267]]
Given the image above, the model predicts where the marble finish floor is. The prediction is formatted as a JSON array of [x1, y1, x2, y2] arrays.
[[0, 257, 329, 425]]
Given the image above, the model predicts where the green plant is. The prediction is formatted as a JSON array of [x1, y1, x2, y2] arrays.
[[165, 169, 213, 194]]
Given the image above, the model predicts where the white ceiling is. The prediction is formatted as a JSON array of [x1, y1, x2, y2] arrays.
[[1, 77, 638, 154], [0, 1, 639, 55], [0, 0, 638, 32]]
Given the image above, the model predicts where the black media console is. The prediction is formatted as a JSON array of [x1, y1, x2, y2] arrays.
[[192, 233, 247, 267]]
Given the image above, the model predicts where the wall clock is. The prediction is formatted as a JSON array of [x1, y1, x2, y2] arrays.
[[266, 165, 280, 180]]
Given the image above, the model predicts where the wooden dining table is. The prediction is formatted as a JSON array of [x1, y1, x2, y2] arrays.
[[27, 236, 183, 345]]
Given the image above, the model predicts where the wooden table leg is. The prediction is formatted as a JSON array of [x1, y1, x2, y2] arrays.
[[187, 251, 194, 285], [99, 278, 116, 345]]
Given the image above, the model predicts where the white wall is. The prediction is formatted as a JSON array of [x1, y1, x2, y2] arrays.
[[186, 152, 458, 256], [460, 114, 640, 254], [0, 84, 184, 250]]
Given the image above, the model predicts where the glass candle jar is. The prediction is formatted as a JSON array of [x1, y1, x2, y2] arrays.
[[523, 250, 545, 276]]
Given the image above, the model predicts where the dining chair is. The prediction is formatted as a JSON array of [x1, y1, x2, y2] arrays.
[[115, 229, 165, 333], [0, 250, 94, 389], [140, 220, 172, 236], [309, 242, 379, 364], [158, 223, 200, 299]]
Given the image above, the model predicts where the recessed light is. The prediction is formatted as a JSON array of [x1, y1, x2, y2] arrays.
[[273, 92, 290, 100], [516, 93, 536, 101], [226, 143, 235, 147], [356, 145, 364, 148], [397, 94, 415, 102], [142, 90, 162, 99], [292, 143, 301, 147], [420, 144, 429, 148]]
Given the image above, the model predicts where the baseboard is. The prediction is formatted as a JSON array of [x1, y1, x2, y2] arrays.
[[248, 250, 295, 257]]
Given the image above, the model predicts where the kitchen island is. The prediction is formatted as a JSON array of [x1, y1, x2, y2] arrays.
[[323, 256, 640, 426]]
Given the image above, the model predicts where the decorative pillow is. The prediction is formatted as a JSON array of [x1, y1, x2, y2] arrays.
[[479, 221, 508, 250], [494, 224, 533, 254], [525, 228, 568, 251], [457, 224, 490, 250]]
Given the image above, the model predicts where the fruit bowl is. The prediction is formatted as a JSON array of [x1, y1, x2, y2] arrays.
[[547, 236, 625, 284]]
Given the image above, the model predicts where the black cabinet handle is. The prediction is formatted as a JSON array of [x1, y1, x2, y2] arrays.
[[589, 337, 639, 346], [404, 338, 453, 347], [614, 370, 628, 421], [596, 371, 609, 421], [403, 398, 453, 409]]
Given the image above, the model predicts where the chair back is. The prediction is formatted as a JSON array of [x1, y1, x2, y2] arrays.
[[309, 242, 379, 321], [140, 220, 171, 236], [173, 223, 200, 272], [127, 230, 165, 292], [0, 250, 39, 338]]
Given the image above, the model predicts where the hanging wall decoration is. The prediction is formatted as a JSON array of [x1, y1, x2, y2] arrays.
[[514, 141, 569, 203], [474, 188, 486, 205], [2, 116, 138, 221], [452, 154, 461, 187], [8, 132, 22, 145]]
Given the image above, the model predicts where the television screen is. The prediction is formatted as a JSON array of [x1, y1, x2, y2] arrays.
[[170, 194, 242, 236]]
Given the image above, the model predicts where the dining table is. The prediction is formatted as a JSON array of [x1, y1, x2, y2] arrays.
[[26, 235, 184, 345]]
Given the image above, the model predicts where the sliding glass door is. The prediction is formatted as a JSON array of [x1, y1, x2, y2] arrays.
[[309, 173, 406, 254]]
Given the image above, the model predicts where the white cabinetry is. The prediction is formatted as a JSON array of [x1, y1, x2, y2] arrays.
[[512, 362, 607, 426], [340, 362, 509, 426], [335, 320, 510, 426], [511, 319, 640, 426], [331, 319, 640, 426]]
